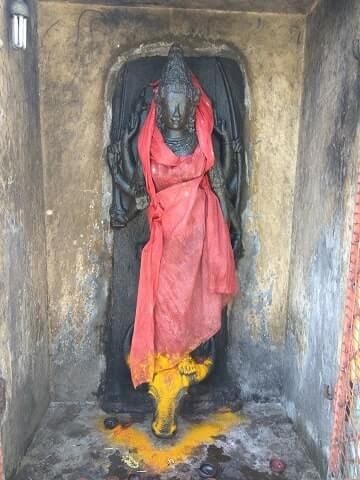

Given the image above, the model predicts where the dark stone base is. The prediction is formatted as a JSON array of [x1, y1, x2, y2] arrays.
[[100, 387, 153, 415]]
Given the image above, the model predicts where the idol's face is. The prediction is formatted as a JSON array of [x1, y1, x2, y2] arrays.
[[159, 92, 193, 131]]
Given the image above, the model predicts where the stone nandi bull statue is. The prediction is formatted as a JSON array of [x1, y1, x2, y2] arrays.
[[125, 328, 215, 438], [148, 351, 214, 438]]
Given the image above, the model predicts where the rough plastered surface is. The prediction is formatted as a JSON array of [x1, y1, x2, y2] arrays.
[[0, 0, 50, 477], [12, 402, 321, 479], [38, 3, 305, 401], [285, 0, 360, 476], [39, 0, 317, 15]]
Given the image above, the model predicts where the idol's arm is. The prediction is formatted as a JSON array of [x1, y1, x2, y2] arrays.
[[208, 160, 242, 260], [132, 155, 150, 211], [107, 143, 133, 196], [208, 161, 229, 222], [107, 110, 140, 197], [213, 113, 232, 180], [108, 146, 149, 212], [123, 111, 149, 210], [107, 111, 149, 228]]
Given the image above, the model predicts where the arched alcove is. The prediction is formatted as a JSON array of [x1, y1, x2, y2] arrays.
[[100, 47, 250, 414]]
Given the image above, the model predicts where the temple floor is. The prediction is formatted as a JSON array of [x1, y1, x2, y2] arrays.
[[12, 402, 320, 480]]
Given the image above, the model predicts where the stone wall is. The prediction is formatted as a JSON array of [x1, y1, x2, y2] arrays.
[[1, 0, 358, 476], [0, 0, 50, 476], [38, 2, 305, 401], [39, 0, 317, 15], [285, 0, 360, 475]]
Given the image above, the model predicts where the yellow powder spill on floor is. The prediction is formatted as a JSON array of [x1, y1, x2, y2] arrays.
[[100, 410, 246, 472]]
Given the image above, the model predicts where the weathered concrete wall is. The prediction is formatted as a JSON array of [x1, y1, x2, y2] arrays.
[[38, 2, 305, 400], [285, 0, 360, 475], [40, 0, 317, 15], [0, 0, 50, 476]]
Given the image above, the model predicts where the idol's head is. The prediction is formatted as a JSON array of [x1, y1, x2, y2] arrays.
[[156, 44, 200, 134]]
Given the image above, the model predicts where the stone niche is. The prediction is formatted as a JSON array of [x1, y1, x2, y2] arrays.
[[39, 2, 305, 405], [0, 0, 359, 479], [101, 50, 247, 415]]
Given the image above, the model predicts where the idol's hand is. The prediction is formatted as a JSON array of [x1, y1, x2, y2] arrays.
[[214, 111, 231, 143], [232, 137, 243, 153], [107, 140, 122, 156], [130, 177, 149, 210], [134, 87, 148, 116], [124, 112, 140, 143]]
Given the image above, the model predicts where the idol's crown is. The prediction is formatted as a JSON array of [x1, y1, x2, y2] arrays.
[[159, 44, 196, 98]]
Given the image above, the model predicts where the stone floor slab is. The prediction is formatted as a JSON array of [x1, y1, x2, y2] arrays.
[[12, 402, 321, 480]]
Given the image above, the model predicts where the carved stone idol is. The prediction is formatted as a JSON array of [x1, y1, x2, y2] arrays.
[[105, 44, 244, 438]]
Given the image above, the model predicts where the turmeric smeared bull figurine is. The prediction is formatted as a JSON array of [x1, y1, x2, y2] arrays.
[[107, 44, 242, 437]]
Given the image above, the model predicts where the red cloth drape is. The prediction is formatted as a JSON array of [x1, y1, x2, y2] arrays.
[[129, 78, 237, 387]]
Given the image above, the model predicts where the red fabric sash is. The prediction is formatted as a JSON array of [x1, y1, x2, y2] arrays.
[[129, 77, 237, 387]]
